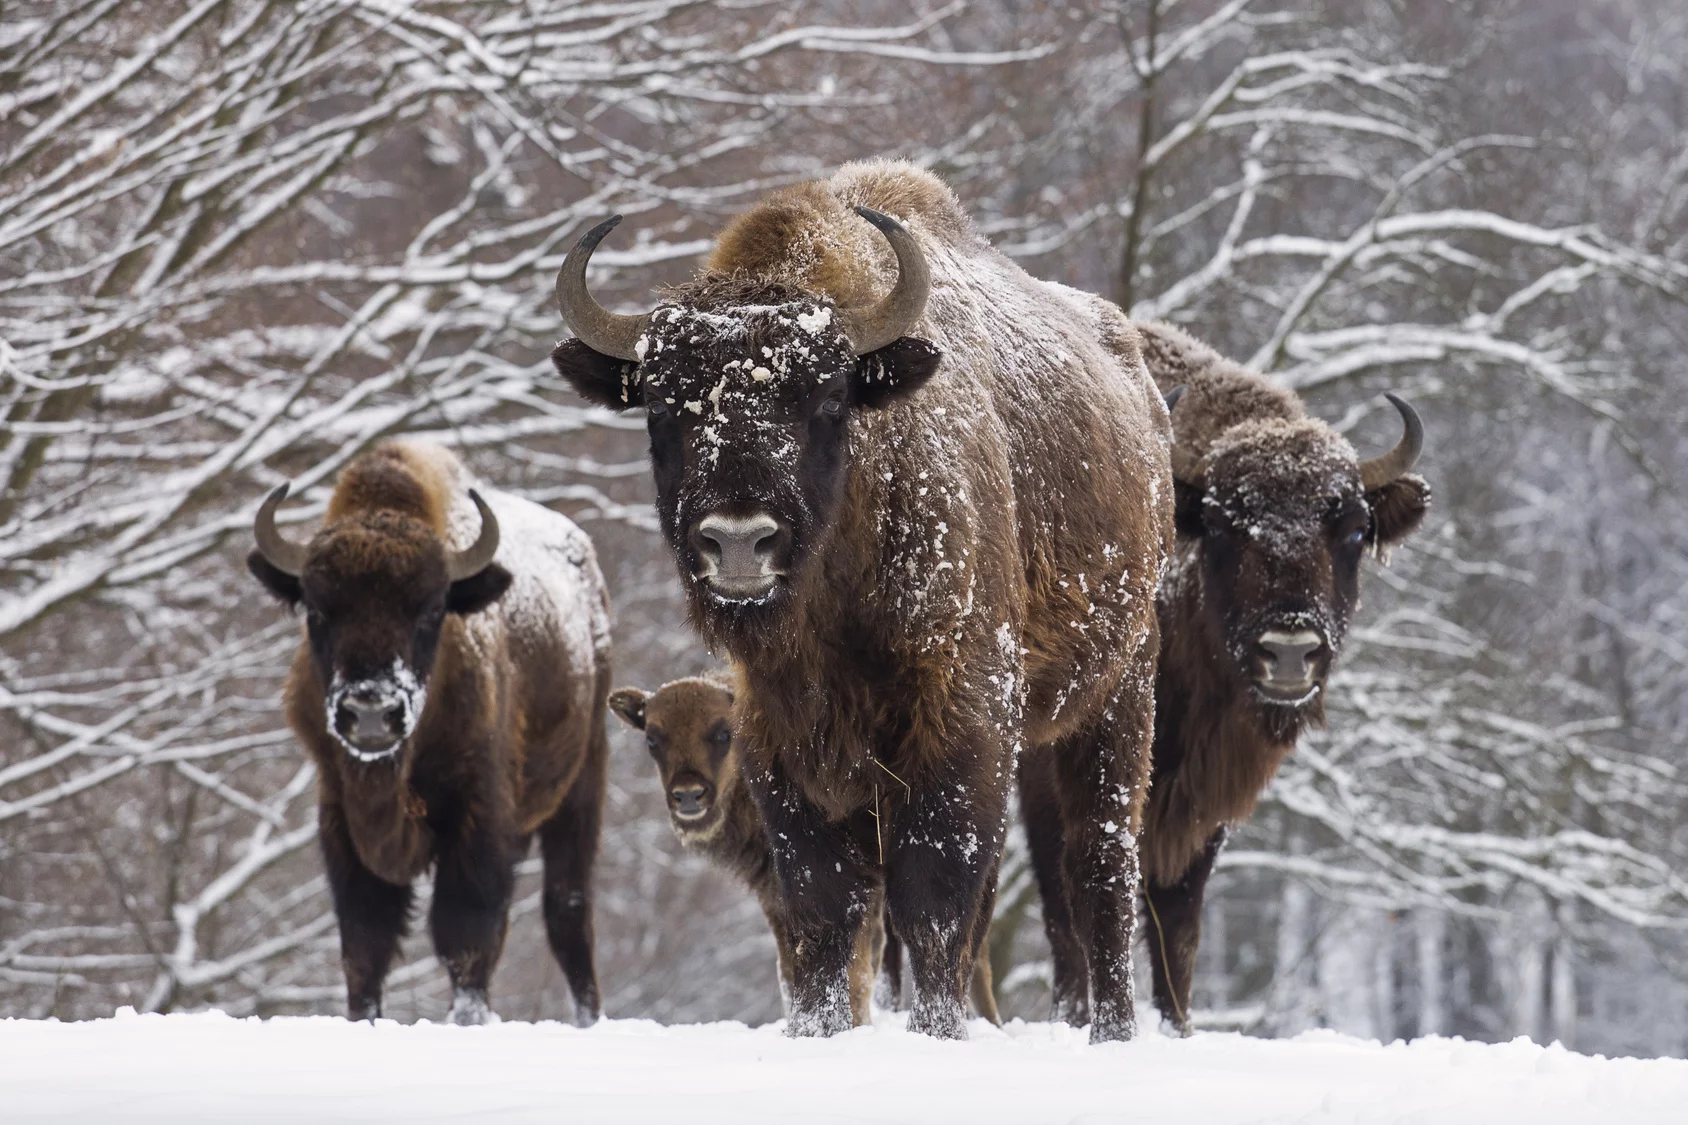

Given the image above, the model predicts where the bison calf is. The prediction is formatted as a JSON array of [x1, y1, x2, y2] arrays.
[[246, 441, 612, 1025], [608, 674, 880, 1025]]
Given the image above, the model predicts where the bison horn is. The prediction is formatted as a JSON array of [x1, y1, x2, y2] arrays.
[[838, 205, 932, 355], [555, 216, 652, 362], [1164, 385, 1186, 412], [446, 490, 501, 581], [1358, 392, 1423, 491], [253, 483, 308, 578]]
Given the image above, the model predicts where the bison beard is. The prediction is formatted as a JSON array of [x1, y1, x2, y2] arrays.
[[1032, 320, 1432, 1034], [553, 161, 1173, 1042], [246, 441, 613, 1026]]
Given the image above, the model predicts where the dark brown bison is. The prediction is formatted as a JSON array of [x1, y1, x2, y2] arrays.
[[1031, 321, 1431, 1033], [246, 441, 613, 1025], [609, 673, 998, 1026], [551, 160, 1172, 1041]]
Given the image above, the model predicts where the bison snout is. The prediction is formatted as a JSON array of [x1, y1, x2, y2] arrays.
[[693, 511, 786, 598], [332, 683, 411, 758], [1254, 630, 1325, 702], [669, 783, 711, 820]]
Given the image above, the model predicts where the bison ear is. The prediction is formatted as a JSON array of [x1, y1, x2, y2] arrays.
[[247, 550, 303, 607], [1173, 481, 1206, 539], [849, 336, 942, 410], [608, 687, 648, 730], [446, 562, 513, 616], [551, 338, 641, 410], [1367, 472, 1431, 551]]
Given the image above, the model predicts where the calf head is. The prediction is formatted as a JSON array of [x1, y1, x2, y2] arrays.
[[549, 208, 942, 647], [1170, 392, 1430, 723], [608, 678, 738, 843], [247, 483, 511, 762]]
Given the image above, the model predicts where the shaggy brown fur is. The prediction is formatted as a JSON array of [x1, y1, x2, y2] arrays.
[[247, 441, 613, 1025], [1035, 320, 1430, 1033], [553, 160, 1172, 1041]]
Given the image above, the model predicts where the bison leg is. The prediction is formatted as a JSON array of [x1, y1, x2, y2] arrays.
[[753, 757, 875, 1038], [1050, 683, 1153, 1044], [429, 829, 517, 1026], [538, 729, 606, 1026], [1145, 825, 1226, 1035], [886, 748, 1007, 1041], [969, 916, 1002, 1026], [877, 919, 904, 1010], [319, 802, 412, 1021], [1017, 752, 1091, 1026]]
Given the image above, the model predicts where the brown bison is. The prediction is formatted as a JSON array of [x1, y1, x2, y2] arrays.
[[1030, 321, 1431, 1033], [551, 160, 1172, 1041], [608, 673, 877, 1025], [246, 441, 612, 1025], [609, 673, 998, 1026]]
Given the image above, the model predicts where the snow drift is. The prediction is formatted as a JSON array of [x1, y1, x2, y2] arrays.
[[2, 1010, 1683, 1124]]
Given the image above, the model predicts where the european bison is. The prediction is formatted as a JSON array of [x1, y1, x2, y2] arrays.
[[610, 673, 998, 1026], [551, 160, 1172, 1040], [247, 441, 612, 1025], [1034, 321, 1431, 1033], [608, 673, 879, 1025]]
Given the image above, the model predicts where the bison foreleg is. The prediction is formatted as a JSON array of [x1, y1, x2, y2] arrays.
[[539, 731, 605, 1027], [1017, 751, 1091, 1026], [886, 749, 1007, 1041], [319, 802, 413, 1021], [753, 758, 875, 1038], [430, 830, 517, 1026], [1145, 824, 1226, 1036]]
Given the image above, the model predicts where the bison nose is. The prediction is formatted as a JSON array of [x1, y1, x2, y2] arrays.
[[694, 511, 785, 597], [1257, 630, 1323, 684], [335, 686, 408, 753], [670, 784, 710, 820]]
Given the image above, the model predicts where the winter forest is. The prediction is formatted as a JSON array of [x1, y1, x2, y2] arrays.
[[4, 0, 1688, 1066]]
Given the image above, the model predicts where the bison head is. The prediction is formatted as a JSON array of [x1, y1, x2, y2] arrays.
[[1170, 392, 1429, 714], [247, 485, 511, 761], [608, 678, 738, 843], [548, 208, 941, 641]]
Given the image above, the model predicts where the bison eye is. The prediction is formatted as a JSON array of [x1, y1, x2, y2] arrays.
[[712, 727, 732, 747], [820, 396, 845, 418], [648, 400, 669, 418]]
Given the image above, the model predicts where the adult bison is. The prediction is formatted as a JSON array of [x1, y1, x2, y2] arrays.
[[246, 441, 612, 1025], [551, 160, 1172, 1041], [1032, 321, 1431, 1033]]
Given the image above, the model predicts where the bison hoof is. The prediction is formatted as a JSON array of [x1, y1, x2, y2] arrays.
[[908, 1001, 968, 1041], [446, 988, 494, 1027], [348, 999, 381, 1023], [785, 1005, 852, 1038], [572, 1002, 601, 1029], [1088, 999, 1137, 1044]]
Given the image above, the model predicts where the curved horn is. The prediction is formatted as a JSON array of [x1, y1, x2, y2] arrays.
[[1359, 392, 1423, 491], [555, 215, 652, 362], [838, 205, 932, 355], [1164, 385, 1186, 413], [253, 483, 308, 577], [447, 490, 501, 581]]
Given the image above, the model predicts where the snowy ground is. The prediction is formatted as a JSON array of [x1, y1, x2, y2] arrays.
[[3, 1009, 1684, 1124]]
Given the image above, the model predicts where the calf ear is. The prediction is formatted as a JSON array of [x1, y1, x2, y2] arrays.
[[446, 563, 513, 616], [551, 338, 642, 410], [608, 688, 648, 730], [1367, 472, 1431, 550], [246, 550, 303, 607], [850, 336, 943, 410], [1173, 481, 1206, 539]]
